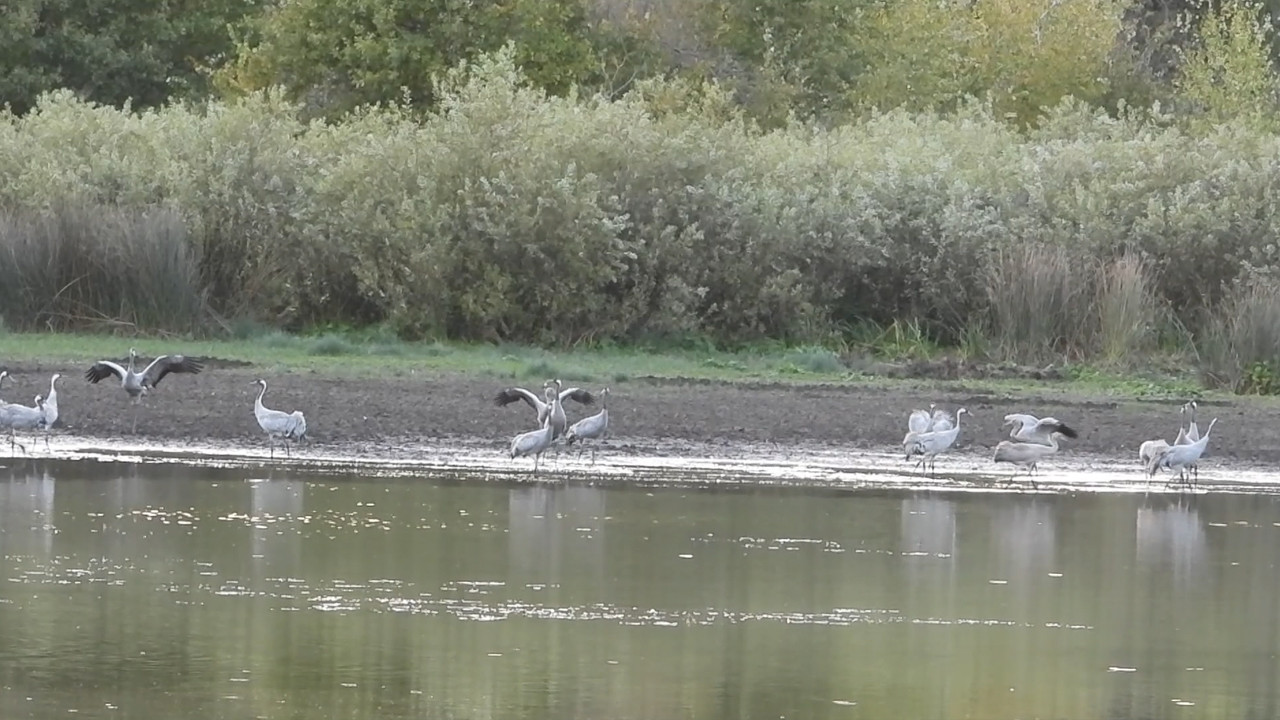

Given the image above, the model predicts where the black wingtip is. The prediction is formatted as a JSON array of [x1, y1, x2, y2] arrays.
[[1057, 424, 1079, 439]]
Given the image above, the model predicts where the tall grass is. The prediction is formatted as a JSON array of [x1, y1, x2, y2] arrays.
[[1096, 254, 1159, 366], [986, 245, 1096, 363], [1200, 279, 1280, 392], [0, 205, 209, 333]]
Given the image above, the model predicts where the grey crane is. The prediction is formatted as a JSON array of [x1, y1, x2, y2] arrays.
[[0, 394, 47, 455], [510, 397, 557, 474], [37, 373, 60, 449], [565, 387, 609, 463], [494, 378, 595, 440], [0, 369, 8, 404], [1148, 418, 1218, 488], [1174, 401, 1202, 482], [1139, 400, 1195, 467], [904, 408, 969, 476], [903, 403, 955, 462], [252, 379, 308, 459], [84, 347, 204, 432], [992, 418, 1077, 488]]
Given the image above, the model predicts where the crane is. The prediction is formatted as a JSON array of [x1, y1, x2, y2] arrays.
[[510, 398, 557, 474], [494, 378, 594, 440], [252, 379, 308, 459], [85, 347, 204, 433], [565, 387, 609, 463], [1003, 413, 1080, 446], [904, 408, 969, 476], [1148, 418, 1218, 488], [0, 395, 46, 455], [993, 418, 1078, 488], [38, 374, 60, 449]]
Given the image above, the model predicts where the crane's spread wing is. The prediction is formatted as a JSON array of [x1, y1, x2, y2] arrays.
[[143, 354, 203, 387], [1004, 413, 1039, 429], [494, 387, 542, 410], [930, 410, 954, 432], [1038, 419, 1078, 439], [559, 387, 596, 406], [907, 409, 931, 434], [85, 360, 127, 384]]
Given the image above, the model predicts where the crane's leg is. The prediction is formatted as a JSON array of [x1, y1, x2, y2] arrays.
[[130, 397, 141, 434], [285, 438, 292, 459], [590, 441, 598, 466], [533, 452, 541, 475], [269, 437, 276, 460]]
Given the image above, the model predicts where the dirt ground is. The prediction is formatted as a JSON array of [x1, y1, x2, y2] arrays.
[[2, 358, 1278, 464]]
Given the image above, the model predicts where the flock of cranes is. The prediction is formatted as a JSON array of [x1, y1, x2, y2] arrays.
[[0, 349, 611, 469], [0, 347, 1216, 486], [498, 379, 611, 472], [905, 400, 1216, 487], [0, 348, 311, 457]]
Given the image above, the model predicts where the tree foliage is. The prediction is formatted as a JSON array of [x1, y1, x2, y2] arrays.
[[0, 0, 260, 115], [1175, 0, 1280, 130], [215, 0, 605, 115]]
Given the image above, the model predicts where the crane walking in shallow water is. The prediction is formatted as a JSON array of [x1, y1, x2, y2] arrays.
[[85, 348, 204, 433], [565, 388, 609, 463], [904, 408, 969, 476], [252, 379, 308, 459], [38, 374, 60, 449], [0, 395, 47, 455], [510, 398, 557, 474], [993, 418, 1078, 488], [1148, 417, 1217, 488]]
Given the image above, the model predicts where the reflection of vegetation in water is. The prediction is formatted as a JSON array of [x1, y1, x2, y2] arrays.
[[2, 468, 1279, 718]]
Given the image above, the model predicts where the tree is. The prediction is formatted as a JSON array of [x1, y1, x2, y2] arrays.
[[1175, 0, 1280, 130], [216, 0, 603, 115], [0, 0, 260, 115]]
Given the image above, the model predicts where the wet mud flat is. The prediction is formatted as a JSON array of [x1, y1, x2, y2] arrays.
[[3, 431, 1277, 497], [1, 361, 1278, 487]]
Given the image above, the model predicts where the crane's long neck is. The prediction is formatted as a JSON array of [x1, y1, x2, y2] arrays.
[[1193, 419, 1217, 448], [255, 383, 267, 411]]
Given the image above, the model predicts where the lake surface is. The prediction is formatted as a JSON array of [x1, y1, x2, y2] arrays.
[[1, 457, 1280, 719]]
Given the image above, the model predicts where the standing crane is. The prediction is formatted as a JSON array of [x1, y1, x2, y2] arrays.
[[84, 348, 204, 433], [38, 374, 60, 449], [252, 379, 308, 459], [510, 398, 557, 474], [993, 418, 1078, 487], [565, 387, 610, 463], [0, 395, 47, 455], [1148, 418, 1218, 488], [904, 408, 969, 476]]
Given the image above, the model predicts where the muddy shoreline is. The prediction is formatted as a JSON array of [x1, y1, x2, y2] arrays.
[[1, 360, 1276, 471]]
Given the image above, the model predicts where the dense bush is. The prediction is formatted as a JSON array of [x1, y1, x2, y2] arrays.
[[8, 51, 1280, 389]]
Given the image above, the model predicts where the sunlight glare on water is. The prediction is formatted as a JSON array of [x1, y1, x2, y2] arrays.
[[1, 458, 1280, 719]]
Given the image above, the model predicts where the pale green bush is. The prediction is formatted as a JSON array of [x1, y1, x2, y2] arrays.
[[8, 53, 1280, 387]]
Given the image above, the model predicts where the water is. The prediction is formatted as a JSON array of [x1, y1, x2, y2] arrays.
[[2, 457, 1280, 719]]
